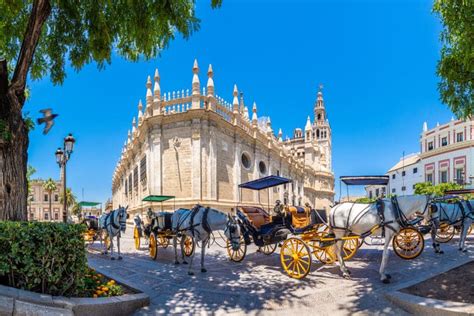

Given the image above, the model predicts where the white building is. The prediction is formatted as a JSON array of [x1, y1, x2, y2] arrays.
[[365, 153, 422, 198], [420, 118, 474, 186]]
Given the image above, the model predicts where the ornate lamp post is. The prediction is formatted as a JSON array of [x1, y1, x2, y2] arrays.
[[55, 133, 75, 223]]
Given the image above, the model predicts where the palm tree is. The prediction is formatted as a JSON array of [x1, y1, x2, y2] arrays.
[[60, 188, 77, 212], [42, 178, 57, 221]]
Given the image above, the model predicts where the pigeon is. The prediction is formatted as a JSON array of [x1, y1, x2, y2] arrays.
[[37, 108, 58, 135]]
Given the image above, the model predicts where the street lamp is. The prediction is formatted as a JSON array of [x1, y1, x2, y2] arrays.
[[55, 133, 75, 223]]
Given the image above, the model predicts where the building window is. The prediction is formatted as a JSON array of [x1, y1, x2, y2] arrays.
[[44, 212, 49, 220], [456, 133, 464, 142], [413, 167, 418, 174], [428, 142, 434, 151], [441, 137, 448, 146], [455, 168, 464, 184], [276, 170, 280, 176], [54, 213, 59, 220], [440, 170, 448, 183], [392, 188, 396, 193], [44, 194, 48, 202], [258, 161, 267, 175], [128, 174, 133, 195], [401, 186, 406, 191], [375, 189, 379, 197], [241, 152, 251, 169], [426, 173, 434, 184], [402, 171, 406, 177], [124, 178, 128, 197], [392, 174, 396, 179], [369, 191, 373, 199], [140, 156, 147, 191], [412, 184, 416, 189], [133, 166, 139, 193], [54, 194, 59, 202]]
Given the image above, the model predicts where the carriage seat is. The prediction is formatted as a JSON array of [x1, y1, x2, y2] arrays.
[[286, 206, 311, 228], [156, 212, 173, 230], [238, 206, 271, 229]]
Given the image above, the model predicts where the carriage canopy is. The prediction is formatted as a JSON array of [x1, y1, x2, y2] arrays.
[[340, 176, 390, 186], [444, 189, 474, 196], [239, 175, 292, 191]]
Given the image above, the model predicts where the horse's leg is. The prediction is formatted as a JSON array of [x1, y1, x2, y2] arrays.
[[188, 248, 196, 276], [110, 232, 115, 260], [173, 236, 180, 264], [459, 219, 471, 252], [201, 238, 207, 273], [335, 237, 350, 278], [431, 220, 443, 254], [379, 230, 392, 283], [117, 233, 123, 260]]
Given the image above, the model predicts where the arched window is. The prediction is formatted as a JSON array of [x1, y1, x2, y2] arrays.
[[316, 129, 320, 138], [317, 113, 321, 121], [241, 152, 251, 169]]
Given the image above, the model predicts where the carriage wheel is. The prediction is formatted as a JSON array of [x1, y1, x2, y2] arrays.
[[101, 231, 111, 250], [280, 238, 312, 279], [149, 233, 158, 260], [468, 225, 473, 235], [311, 242, 336, 264], [259, 243, 277, 255], [341, 238, 360, 261], [435, 222, 455, 243], [133, 227, 141, 250], [181, 235, 195, 257], [158, 235, 170, 249], [393, 227, 424, 260], [226, 236, 247, 262]]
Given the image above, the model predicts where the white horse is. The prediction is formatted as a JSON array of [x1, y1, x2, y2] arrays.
[[430, 199, 474, 253], [329, 195, 430, 283], [99, 205, 128, 260], [172, 205, 242, 275]]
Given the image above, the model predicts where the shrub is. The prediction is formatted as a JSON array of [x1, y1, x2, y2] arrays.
[[0, 221, 87, 296]]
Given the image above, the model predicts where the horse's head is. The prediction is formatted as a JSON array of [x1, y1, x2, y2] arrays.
[[224, 214, 242, 251], [118, 205, 128, 232]]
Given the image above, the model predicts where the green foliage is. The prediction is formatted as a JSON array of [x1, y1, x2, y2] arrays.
[[26, 165, 36, 196], [0, 0, 223, 85], [433, 0, 474, 118], [60, 188, 76, 208], [0, 221, 87, 296], [42, 178, 57, 195], [355, 197, 377, 204], [414, 182, 463, 196]]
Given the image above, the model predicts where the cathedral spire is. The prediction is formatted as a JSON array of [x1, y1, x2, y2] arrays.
[[232, 84, 239, 114], [138, 100, 143, 123], [252, 102, 258, 126], [207, 64, 214, 97], [305, 116, 311, 131], [315, 84, 326, 123], [239, 92, 245, 114], [146, 75, 153, 108], [153, 68, 161, 101]]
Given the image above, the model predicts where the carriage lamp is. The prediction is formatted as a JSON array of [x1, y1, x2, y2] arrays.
[[54, 133, 75, 223]]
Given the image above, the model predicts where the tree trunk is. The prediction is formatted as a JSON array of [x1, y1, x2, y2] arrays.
[[49, 192, 52, 221], [0, 0, 51, 221], [0, 92, 29, 221]]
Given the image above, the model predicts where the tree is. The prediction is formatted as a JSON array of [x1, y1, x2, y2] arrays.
[[42, 178, 56, 221], [0, 0, 222, 221], [414, 182, 463, 196], [26, 165, 36, 195], [60, 187, 76, 210], [433, 0, 474, 118]]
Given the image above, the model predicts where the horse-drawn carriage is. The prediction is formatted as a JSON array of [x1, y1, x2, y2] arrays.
[[135, 195, 196, 261], [82, 215, 100, 244]]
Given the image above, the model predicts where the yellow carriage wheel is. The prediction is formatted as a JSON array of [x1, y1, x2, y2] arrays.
[[311, 242, 336, 264], [149, 233, 158, 260], [468, 224, 473, 235], [181, 235, 195, 257], [392, 227, 424, 260], [435, 222, 455, 243], [341, 238, 360, 261], [133, 227, 141, 250], [101, 231, 111, 250], [259, 243, 277, 255], [281, 238, 312, 279], [158, 235, 170, 249], [227, 236, 247, 262]]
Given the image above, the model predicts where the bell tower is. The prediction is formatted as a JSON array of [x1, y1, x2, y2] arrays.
[[312, 84, 332, 170]]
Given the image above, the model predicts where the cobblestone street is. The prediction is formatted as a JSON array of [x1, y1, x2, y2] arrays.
[[88, 226, 474, 315]]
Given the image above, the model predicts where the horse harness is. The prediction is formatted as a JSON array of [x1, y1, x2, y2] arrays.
[[176, 205, 212, 239], [430, 200, 474, 225]]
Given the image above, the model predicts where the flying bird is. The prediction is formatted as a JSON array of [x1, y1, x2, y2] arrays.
[[37, 109, 58, 135]]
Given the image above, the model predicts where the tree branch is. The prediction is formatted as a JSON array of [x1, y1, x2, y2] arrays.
[[10, 0, 51, 98]]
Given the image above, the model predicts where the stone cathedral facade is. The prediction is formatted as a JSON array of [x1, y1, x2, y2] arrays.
[[112, 60, 334, 215]]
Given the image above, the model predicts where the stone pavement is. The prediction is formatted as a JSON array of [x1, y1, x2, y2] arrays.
[[87, 227, 474, 315]]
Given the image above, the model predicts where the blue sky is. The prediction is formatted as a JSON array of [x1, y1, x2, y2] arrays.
[[25, 0, 454, 202]]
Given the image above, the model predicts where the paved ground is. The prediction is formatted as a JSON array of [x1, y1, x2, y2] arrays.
[[87, 227, 474, 315]]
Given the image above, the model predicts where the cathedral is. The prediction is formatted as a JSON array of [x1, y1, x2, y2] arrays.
[[111, 60, 334, 215]]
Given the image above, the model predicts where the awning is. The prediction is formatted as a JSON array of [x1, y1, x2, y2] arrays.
[[142, 195, 176, 202], [78, 201, 101, 207], [340, 176, 390, 186], [239, 175, 292, 191]]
